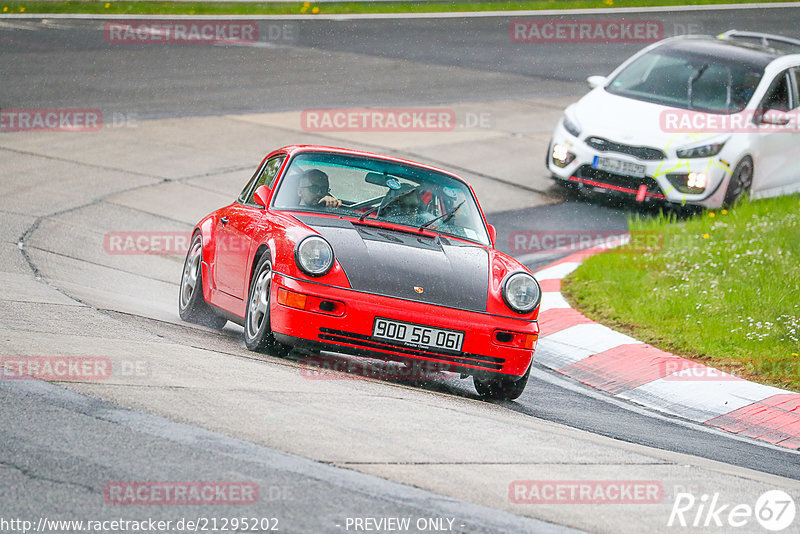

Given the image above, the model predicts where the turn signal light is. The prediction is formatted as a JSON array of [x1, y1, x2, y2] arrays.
[[493, 329, 538, 350], [277, 288, 345, 316], [278, 288, 307, 310]]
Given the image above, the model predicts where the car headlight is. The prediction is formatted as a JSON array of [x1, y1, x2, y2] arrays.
[[295, 235, 334, 277], [502, 272, 542, 314], [562, 115, 582, 138], [551, 142, 576, 168], [665, 172, 709, 194], [676, 141, 726, 159]]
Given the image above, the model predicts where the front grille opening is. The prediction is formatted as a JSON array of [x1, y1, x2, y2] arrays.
[[585, 137, 666, 161]]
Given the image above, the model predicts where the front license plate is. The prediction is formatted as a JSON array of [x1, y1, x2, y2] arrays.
[[592, 156, 646, 178], [372, 317, 464, 352]]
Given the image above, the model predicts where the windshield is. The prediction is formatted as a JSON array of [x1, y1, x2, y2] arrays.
[[273, 152, 490, 245], [606, 48, 764, 113]]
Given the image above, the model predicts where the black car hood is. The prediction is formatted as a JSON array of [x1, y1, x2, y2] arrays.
[[296, 215, 489, 312]]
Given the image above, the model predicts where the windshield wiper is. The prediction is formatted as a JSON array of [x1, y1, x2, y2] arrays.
[[358, 186, 419, 222], [418, 200, 465, 231], [687, 64, 709, 110], [358, 205, 379, 222]]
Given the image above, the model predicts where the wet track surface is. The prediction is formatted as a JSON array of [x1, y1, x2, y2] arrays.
[[2, 7, 800, 116]]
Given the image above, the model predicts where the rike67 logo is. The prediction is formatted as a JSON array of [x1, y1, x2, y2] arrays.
[[668, 490, 796, 531]]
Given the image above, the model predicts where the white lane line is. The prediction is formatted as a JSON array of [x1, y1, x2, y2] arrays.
[[541, 323, 641, 352], [536, 337, 598, 370], [619, 378, 789, 423], [0, 20, 43, 30], [534, 261, 580, 280], [539, 291, 571, 312], [535, 324, 641, 370]]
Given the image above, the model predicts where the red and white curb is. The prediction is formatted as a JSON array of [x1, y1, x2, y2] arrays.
[[533, 247, 800, 450]]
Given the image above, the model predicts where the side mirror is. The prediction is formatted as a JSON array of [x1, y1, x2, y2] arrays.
[[760, 109, 791, 126], [253, 185, 271, 208], [487, 224, 497, 248], [587, 75, 607, 89]]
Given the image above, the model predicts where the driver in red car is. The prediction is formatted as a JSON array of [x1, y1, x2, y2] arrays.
[[297, 169, 342, 208]]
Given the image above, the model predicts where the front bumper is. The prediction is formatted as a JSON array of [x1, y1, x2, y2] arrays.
[[269, 272, 537, 378], [547, 124, 732, 208]]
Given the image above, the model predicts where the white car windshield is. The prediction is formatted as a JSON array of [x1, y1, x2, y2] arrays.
[[606, 46, 765, 113], [272, 152, 491, 246]]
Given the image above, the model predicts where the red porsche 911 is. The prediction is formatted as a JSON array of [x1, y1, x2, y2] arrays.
[[179, 146, 541, 400]]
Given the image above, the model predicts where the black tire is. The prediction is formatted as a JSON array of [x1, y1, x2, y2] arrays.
[[723, 156, 753, 207], [474, 363, 531, 401], [178, 233, 227, 329], [244, 254, 291, 355]]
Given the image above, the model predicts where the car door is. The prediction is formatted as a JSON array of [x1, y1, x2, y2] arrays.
[[751, 67, 800, 195], [213, 155, 286, 300]]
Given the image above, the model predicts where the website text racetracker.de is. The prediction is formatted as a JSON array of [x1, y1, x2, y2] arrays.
[[0, 517, 279, 534]]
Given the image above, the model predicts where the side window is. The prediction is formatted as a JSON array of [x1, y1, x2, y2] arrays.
[[760, 71, 792, 112], [240, 155, 286, 205], [790, 67, 800, 110], [237, 161, 265, 204]]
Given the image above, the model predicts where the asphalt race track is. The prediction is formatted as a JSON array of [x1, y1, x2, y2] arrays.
[[1, 5, 800, 534]]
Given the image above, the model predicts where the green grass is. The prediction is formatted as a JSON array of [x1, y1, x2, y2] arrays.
[[0, 0, 797, 16], [563, 195, 800, 391]]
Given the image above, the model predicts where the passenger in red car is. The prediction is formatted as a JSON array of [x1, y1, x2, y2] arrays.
[[380, 183, 434, 225], [297, 169, 342, 208]]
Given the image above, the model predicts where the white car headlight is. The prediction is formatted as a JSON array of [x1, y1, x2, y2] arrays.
[[676, 141, 726, 159], [502, 272, 541, 314], [552, 142, 576, 167], [295, 235, 334, 277]]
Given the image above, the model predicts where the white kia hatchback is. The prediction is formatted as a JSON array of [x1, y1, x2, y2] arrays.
[[547, 31, 800, 208]]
